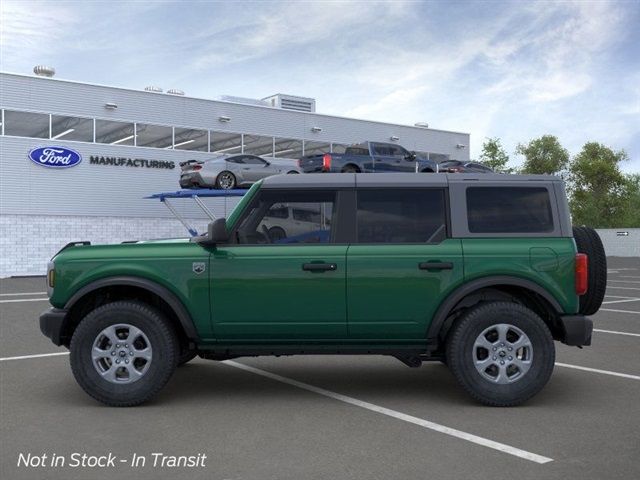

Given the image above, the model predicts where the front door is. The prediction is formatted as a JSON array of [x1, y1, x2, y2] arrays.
[[346, 188, 464, 340], [210, 188, 348, 340]]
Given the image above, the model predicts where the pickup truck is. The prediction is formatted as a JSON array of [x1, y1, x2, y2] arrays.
[[298, 141, 438, 174]]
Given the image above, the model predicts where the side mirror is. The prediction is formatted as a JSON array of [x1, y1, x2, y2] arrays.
[[405, 152, 417, 161], [192, 218, 229, 245]]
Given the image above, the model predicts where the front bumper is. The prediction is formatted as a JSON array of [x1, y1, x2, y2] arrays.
[[559, 314, 593, 346], [39, 308, 68, 346]]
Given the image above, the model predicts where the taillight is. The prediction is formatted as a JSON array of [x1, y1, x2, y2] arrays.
[[193, 165, 202, 171], [297, 158, 302, 168], [449, 167, 463, 173], [322, 154, 332, 172], [575, 253, 588, 295]]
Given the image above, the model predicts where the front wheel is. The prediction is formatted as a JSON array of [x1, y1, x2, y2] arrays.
[[70, 301, 178, 407], [445, 302, 555, 407]]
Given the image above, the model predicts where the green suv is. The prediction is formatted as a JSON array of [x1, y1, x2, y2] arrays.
[[40, 173, 606, 407]]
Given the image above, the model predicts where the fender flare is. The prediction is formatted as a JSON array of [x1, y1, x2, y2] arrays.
[[426, 276, 563, 343], [64, 276, 199, 340]]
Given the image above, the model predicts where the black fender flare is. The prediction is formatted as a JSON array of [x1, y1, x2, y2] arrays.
[[426, 276, 563, 343], [64, 276, 199, 340]]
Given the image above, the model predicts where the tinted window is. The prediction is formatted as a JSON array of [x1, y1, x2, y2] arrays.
[[51, 115, 94, 142], [4, 110, 49, 138], [242, 155, 267, 165], [467, 187, 554, 233], [237, 191, 335, 244], [136, 123, 173, 148], [95, 119, 134, 145], [356, 189, 446, 243], [226, 156, 244, 164]]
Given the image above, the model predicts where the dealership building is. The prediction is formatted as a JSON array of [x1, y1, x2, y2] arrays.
[[0, 69, 470, 277]]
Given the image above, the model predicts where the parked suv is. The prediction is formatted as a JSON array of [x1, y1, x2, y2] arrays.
[[40, 173, 606, 407]]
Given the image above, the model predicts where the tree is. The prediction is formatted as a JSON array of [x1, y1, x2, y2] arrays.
[[568, 142, 629, 227], [620, 174, 640, 228], [479, 137, 513, 173], [516, 135, 569, 175]]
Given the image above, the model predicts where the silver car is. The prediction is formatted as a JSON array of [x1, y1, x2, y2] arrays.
[[179, 154, 300, 189]]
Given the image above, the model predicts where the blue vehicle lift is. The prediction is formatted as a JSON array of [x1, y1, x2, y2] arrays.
[[146, 189, 246, 236]]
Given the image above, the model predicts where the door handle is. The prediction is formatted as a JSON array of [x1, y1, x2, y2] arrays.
[[302, 263, 337, 272], [418, 262, 453, 271]]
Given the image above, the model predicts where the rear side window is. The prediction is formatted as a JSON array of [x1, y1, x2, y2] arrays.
[[466, 187, 553, 233], [356, 189, 447, 243]]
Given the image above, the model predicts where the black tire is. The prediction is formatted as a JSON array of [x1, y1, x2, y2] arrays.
[[177, 350, 197, 367], [446, 302, 555, 407], [341, 165, 359, 173], [573, 226, 607, 315], [287, 170, 299, 174], [215, 171, 236, 190], [70, 301, 178, 407], [268, 226, 287, 242]]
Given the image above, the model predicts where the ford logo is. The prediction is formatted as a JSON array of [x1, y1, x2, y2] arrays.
[[28, 146, 82, 168]]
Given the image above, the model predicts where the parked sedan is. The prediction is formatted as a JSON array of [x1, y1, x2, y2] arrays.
[[438, 160, 493, 173], [179, 154, 300, 189]]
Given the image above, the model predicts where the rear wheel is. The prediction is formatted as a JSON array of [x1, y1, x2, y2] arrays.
[[268, 226, 287, 242], [215, 171, 236, 190], [341, 165, 359, 173], [70, 301, 178, 407], [287, 170, 299, 174], [446, 302, 555, 407]]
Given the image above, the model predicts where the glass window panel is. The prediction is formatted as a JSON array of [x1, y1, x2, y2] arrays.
[[273, 137, 303, 159], [331, 143, 348, 154], [237, 190, 335, 244], [466, 187, 554, 233], [303, 141, 330, 156], [243, 134, 273, 156], [4, 110, 49, 138], [356, 189, 446, 244], [429, 153, 450, 163], [173, 127, 208, 151], [211, 131, 243, 154], [136, 123, 173, 148], [51, 115, 93, 142], [95, 119, 135, 145]]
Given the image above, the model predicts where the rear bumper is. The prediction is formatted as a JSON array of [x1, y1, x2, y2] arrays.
[[39, 308, 68, 346], [559, 314, 593, 346]]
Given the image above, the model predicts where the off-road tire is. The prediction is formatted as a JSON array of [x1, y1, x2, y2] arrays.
[[572, 226, 607, 315], [70, 301, 178, 407], [446, 302, 555, 407]]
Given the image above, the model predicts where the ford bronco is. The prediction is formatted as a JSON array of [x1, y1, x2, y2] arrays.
[[40, 173, 606, 407]]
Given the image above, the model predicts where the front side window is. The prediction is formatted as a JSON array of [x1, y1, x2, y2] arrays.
[[236, 191, 335, 244], [356, 189, 447, 243], [466, 187, 554, 233], [242, 155, 267, 165]]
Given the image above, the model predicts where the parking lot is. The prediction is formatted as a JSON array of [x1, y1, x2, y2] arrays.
[[1, 257, 639, 480]]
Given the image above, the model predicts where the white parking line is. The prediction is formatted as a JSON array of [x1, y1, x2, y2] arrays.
[[224, 360, 553, 464], [0, 298, 49, 304], [609, 280, 640, 284], [0, 292, 47, 296], [602, 298, 640, 305], [606, 286, 640, 291], [600, 308, 640, 315], [617, 275, 640, 279], [0, 352, 69, 362], [555, 363, 640, 381], [593, 328, 640, 338]]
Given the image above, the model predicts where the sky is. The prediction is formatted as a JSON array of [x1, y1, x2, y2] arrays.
[[1, 0, 639, 171]]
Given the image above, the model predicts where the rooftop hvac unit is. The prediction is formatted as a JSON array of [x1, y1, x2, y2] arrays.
[[262, 94, 316, 113], [144, 86, 163, 92], [167, 89, 185, 96], [218, 95, 270, 107]]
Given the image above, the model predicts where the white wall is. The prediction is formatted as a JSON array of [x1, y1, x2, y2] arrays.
[[595, 229, 640, 258]]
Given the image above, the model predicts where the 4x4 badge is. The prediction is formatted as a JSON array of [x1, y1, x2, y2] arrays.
[[192, 262, 206, 274]]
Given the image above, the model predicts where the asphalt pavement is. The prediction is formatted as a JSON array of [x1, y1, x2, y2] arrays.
[[1, 257, 639, 480]]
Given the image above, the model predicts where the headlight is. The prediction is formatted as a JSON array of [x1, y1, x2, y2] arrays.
[[47, 261, 55, 296]]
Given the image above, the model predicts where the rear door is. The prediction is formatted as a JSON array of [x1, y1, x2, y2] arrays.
[[346, 187, 464, 340]]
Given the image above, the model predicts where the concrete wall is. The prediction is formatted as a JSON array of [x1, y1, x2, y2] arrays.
[[595, 229, 640, 258]]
